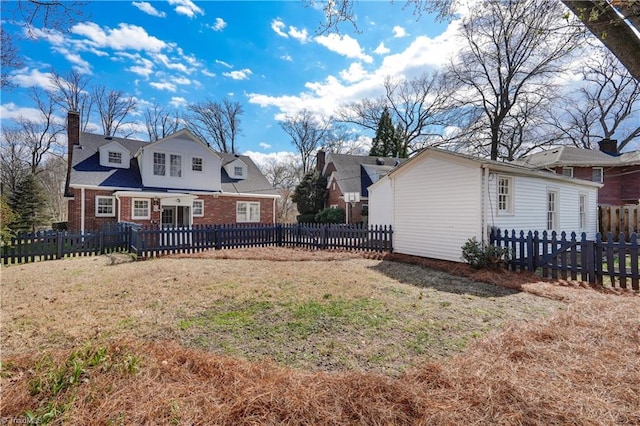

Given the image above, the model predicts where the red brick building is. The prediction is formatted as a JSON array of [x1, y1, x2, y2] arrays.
[[522, 140, 640, 206], [64, 112, 279, 233]]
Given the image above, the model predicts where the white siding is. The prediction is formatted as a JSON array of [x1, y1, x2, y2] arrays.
[[392, 153, 483, 262], [368, 177, 393, 227], [488, 172, 599, 239], [99, 141, 130, 169], [139, 135, 221, 191]]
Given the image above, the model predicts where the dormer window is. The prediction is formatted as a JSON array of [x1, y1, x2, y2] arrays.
[[234, 166, 243, 177], [108, 151, 122, 164]]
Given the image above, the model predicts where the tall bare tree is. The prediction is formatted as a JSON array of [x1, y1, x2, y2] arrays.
[[49, 69, 94, 131], [280, 109, 329, 174], [553, 47, 640, 151], [259, 155, 302, 222], [338, 72, 453, 155], [0, 127, 30, 195], [144, 101, 181, 142], [92, 85, 137, 137], [38, 155, 68, 223], [447, 0, 582, 160], [185, 98, 243, 153], [323, 122, 369, 155]]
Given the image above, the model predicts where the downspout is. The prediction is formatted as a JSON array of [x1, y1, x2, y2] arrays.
[[80, 187, 85, 234], [272, 197, 276, 223], [481, 165, 489, 243], [115, 193, 122, 223]]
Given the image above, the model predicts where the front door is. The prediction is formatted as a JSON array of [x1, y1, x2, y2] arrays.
[[161, 206, 190, 228]]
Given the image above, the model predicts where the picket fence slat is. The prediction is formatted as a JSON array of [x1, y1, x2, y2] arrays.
[[491, 228, 639, 290]]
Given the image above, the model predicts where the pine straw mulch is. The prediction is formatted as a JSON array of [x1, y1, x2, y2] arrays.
[[2, 248, 639, 424]]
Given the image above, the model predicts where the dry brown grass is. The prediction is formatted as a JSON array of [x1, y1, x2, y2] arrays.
[[2, 248, 639, 424]]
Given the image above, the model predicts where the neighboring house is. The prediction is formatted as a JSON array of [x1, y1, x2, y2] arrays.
[[368, 147, 601, 263], [64, 111, 279, 233], [521, 140, 640, 206], [316, 150, 405, 224]]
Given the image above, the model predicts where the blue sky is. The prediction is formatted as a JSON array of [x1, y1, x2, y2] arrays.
[[1, 0, 460, 163]]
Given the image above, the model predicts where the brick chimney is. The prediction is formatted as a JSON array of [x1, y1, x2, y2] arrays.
[[598, 138, 618, 156], [316, 149, 326, 172], [64, 111, 80, 197]]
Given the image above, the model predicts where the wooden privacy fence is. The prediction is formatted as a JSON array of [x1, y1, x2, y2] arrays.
[[599, 205, 639, 242], [490, 229, 639, 290], [1, 223, 393, 265]]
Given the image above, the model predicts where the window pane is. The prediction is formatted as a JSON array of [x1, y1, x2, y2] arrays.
[[498, 177, 511, 213], [193, 200, 203, 216], [192, 157, 203, 172], [96, 197, 114, 216], [234, 166, 243, 176], [170, 154, 182, 177], [592, 168, 603, 183], [153, 153, 165, 176], [133, 199, 149, 218], [108, 151, 122, 164]]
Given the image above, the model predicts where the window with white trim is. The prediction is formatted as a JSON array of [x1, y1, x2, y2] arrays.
[[132, 198, 150, 219], [497, 176, 513, 214], [170, 154, 182, 177], [547, 190, 558, 231], [579, 194, 587, 229], [108, 151, 122, 165], [192, 157, 203, 172], [236, 201, 260, 223], [592, 167, 603, 183], [193, 200, 204, 217], [562, 167, 573, 178], [153, 152, 166, 176], [234, 166, 244, 177], [96, 196, 115, 217]]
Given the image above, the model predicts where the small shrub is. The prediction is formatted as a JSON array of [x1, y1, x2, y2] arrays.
[[315, 208, 345, 224], [296, 213, 318, 223], [461, 237, 510, 270]]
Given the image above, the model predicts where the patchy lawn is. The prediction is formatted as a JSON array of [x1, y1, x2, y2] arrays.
[[1, 248, 639, 425]]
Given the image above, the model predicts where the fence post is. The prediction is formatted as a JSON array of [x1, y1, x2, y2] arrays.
[[56, 232, 64, 259], [322, 225, 329, 250], [215, 225, 222, 250], [276, 223, 282, 247]]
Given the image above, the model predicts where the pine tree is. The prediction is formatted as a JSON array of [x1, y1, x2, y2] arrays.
[[291, 171, 327, 219], [8, 173, 46, 233], [369, 107, 396, 157]]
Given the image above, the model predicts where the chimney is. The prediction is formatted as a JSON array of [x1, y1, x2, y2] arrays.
[[64, 111, 80, 197], [316, 149, 326, 172], [598, 138, 618, 156]]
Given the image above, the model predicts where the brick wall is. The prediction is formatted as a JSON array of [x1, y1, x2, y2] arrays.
[[620, 165, 640, 203], [553, 166, 625, 205]]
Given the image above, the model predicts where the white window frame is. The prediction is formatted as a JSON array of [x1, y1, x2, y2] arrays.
[[234, 166, 244, 177], [579, 193, 587, 230], [170, 154, 182, 177], [192, 157, 203, 172], [547, 190, 558, 231], [497, 176, 514, 214], [153, 152, 166, 176], [562, 167, 573, 178], [236, 201, 260, 223], [96, 196, 116, 217], [108, 151, 122, 165], [592, 167, 603, 183], [132, 198, 151, 220], [193, 199, 204, 217]]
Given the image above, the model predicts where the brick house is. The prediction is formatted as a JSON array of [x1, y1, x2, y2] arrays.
[[64, 111, 279, 233], [316, 150, 405, 224], [522, 140, 640, 206]]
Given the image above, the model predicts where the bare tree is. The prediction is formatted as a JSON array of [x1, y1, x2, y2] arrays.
[[323, 122, 369, 155], [0, 127, 30, 195], [185, 98, 243, 153], [49, 69, 94, 131], [38, 155, 68, 223], [553, 47, 640, 152], [145, 101, 181, 142], [280, 109, 329, 174], [447, 0, 582, 160], [92, 85, 137, 137], [259, 156, 302, 222], [338, 72, 454, 155], [1, 27, 22, 89]]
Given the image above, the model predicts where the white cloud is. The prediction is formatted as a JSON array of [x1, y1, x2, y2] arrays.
[[150, 81, 177, 92], [393, 26, 407, 38], [374, 42, 390, 55], [201, 69, 216, 77], [71, 22, 167, 52], [259, 142, 272, 150], [173, 76, 191, 85], [0, 102, 50, 123], [169, 96, 188, 107], [128, 57, 155, 78], [215, 59, 233, 68], [210, 17, 227, 31], [280, 54, 293, 62], [223, 69, 252, 80], [289, 26, 309, 43], [132, 2, 166, 17], [271, 19, 288, 38], [242, 150, 298, 168], [168, 0, 204, 17], [9, 68, 56, 91], [154, 53, 191, 73], [53, 47, 92, 74], [340, 63, 368, 83], [314, 34, 373, 63]]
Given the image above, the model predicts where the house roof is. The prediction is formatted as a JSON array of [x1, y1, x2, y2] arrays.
[[382, 147, 602, 189], [520, 145, 640, 168], [69, 132, 278, 196], [324, 153, 405, 196]]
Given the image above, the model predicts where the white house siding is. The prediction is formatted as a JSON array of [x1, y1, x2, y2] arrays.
[[368, 178, 393, 227], [391, 153, 483, 262], [139, 135, 222, 191], [487, 172, 599, 240]]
